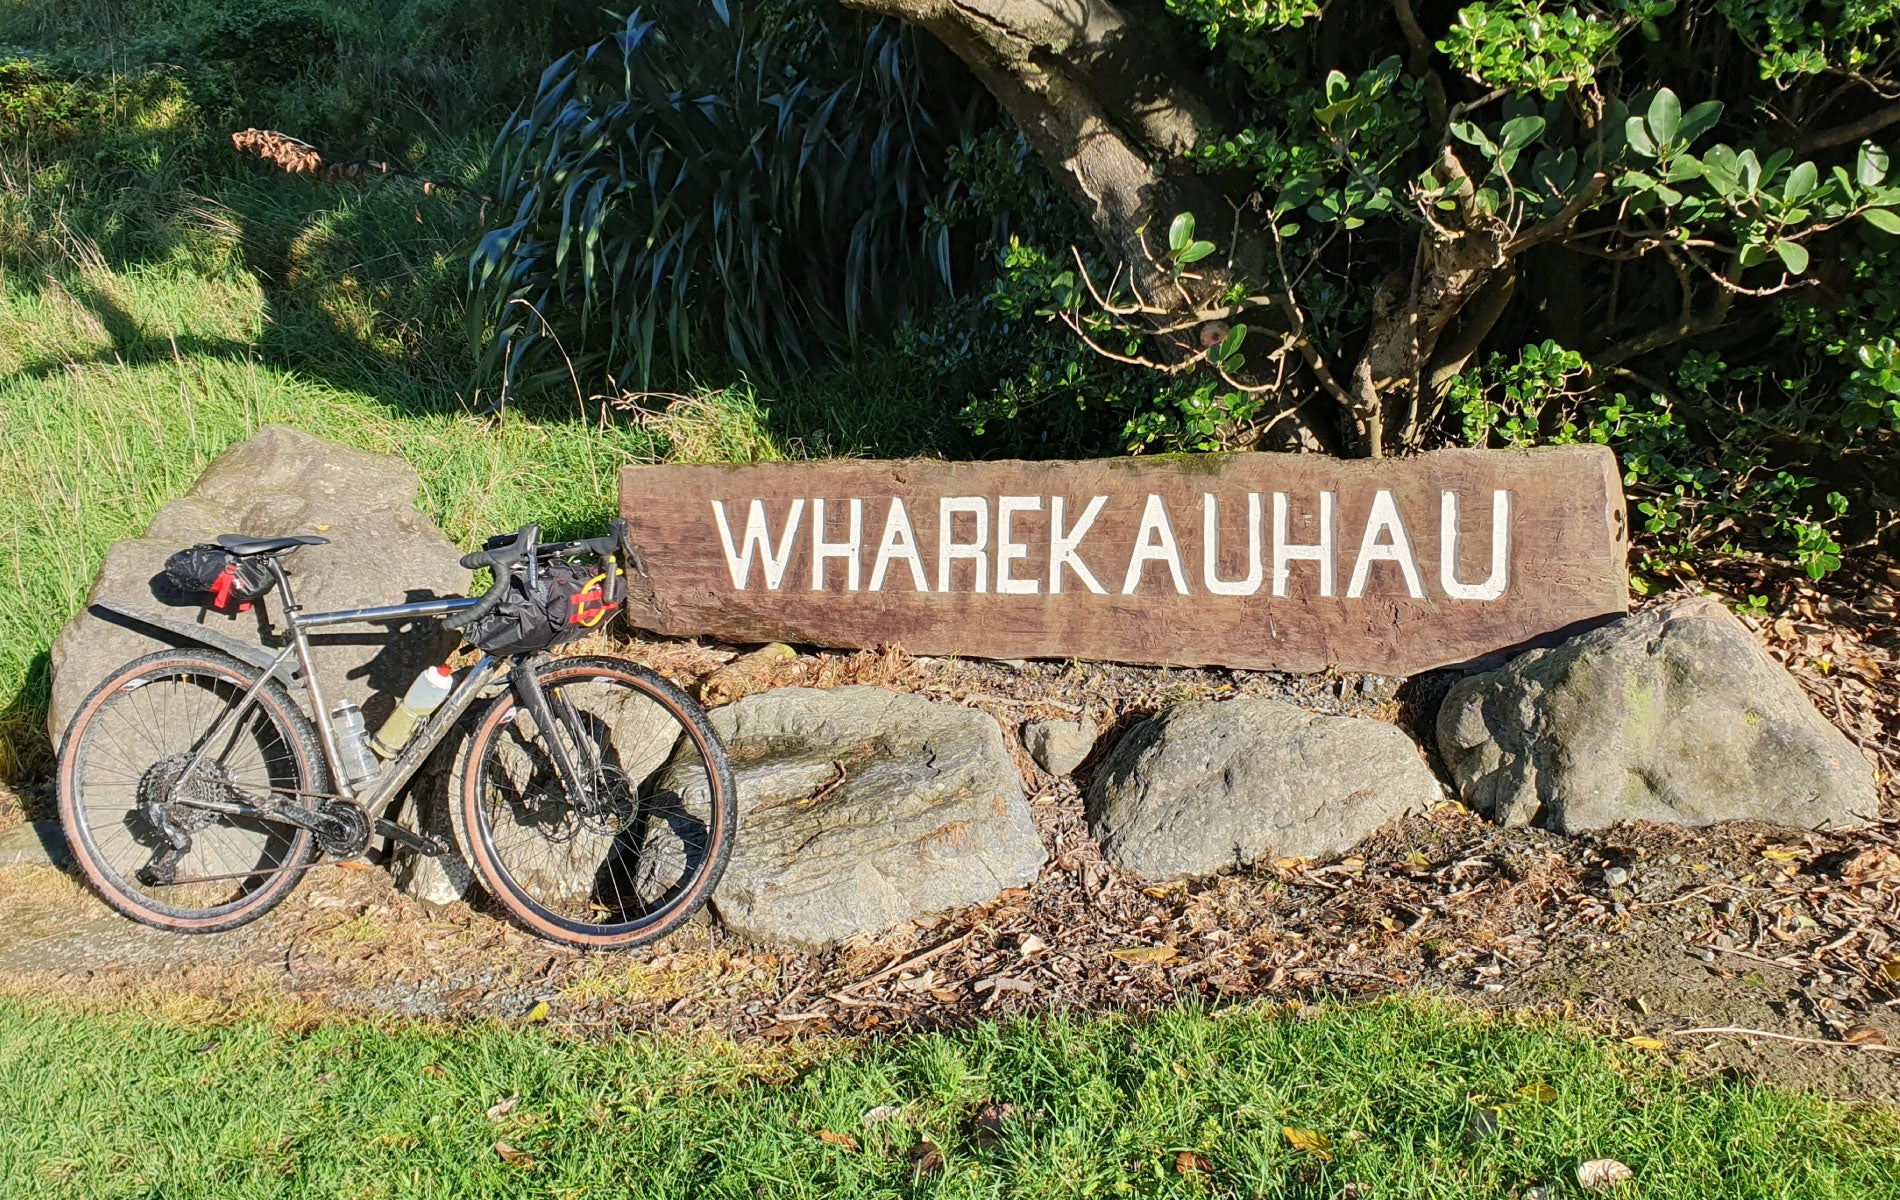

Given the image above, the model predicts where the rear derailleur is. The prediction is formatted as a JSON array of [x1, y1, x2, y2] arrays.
[[134, 755, 381, 884]]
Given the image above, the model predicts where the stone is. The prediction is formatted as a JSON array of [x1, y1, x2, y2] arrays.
[[0, 821, 72, 869], [1436, 596, 1877, 833], [1086, 698, 1442, 883], [1023, 719, 1095, 776], [46, 425, 472, 901], [660, 686, 1045, 947], [48, 425, 470, 742]]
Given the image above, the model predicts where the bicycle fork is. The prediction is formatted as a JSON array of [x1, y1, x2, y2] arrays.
[[510, 657, 602, 817]]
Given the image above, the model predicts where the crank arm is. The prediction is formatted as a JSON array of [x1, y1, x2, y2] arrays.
[[373, 819, 447, 858]]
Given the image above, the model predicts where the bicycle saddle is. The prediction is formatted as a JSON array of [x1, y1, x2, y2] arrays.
[[215, 533, 331, 557]]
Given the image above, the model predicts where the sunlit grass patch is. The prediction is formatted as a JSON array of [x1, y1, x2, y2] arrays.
[[0, 994, 1894, 1198]]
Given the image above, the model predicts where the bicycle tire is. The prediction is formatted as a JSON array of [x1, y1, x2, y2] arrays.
[[453, 655, 737, 950], [57, 648, 325, 933]]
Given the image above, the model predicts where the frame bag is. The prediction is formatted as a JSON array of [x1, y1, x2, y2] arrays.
[[457, 558, 623, 656]]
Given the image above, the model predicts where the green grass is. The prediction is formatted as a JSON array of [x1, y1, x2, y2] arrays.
[[0, 0, 974, 781], [0, 995, 1893, 1198]]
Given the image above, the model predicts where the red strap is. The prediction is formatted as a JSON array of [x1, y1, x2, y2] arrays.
[[211, 564, 237, 610]]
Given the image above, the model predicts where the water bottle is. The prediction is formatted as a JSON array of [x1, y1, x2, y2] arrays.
[[370, 665, 455, 759], [330, 700, 382, 786]]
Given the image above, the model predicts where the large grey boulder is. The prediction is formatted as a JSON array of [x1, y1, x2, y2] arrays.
[[47, 426, 471, 902], [48, 425, 469, 742], [1437, 596, 1876, 833], [668, 686, 1045, 948], [1087, 699, 1442, 883]]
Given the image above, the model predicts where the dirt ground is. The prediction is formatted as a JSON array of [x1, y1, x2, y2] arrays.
[[2, 570, 1896, 1102]]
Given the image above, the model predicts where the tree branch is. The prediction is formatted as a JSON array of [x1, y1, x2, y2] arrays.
[[1792, 101, 1900, 153]]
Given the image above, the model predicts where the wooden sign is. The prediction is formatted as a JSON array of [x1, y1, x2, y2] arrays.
[[618, 446, 1627, 676]]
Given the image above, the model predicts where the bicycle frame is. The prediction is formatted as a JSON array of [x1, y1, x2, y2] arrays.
[[172, 556, 505, 842]]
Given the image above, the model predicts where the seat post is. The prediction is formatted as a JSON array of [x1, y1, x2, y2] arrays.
[[266, 557, 300, 620]]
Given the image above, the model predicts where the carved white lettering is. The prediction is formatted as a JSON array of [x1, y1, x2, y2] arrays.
[[810, 498, 862, 591], [868, 497, 928, 592], [712, 498, 804, 591], [1050, 495, 1108, 595], [1203, 492, 1263, 596], [996, 496, 1042, 595], [1347, 489, 1424, 599], [1272, 492, 1335, 597], [1440, 489, 1511, 601], [1122, 494, 1190, 595], [938, 496, 990, 593]]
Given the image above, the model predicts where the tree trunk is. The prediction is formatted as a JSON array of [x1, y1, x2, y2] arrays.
[[841, 0, 1260, 294]]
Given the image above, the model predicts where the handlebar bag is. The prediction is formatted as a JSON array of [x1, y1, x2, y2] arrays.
[[162, 545, 276, 611], [457, 559, 624, 656]]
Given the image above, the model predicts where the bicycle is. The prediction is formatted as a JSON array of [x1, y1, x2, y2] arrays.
[[55, 520, 737, 951]]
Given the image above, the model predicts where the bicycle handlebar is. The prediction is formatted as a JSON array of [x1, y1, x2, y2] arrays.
[[443, 520, 630, 634]]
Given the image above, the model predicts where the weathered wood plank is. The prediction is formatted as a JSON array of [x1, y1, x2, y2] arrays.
[[619, 447, 1628, 675]]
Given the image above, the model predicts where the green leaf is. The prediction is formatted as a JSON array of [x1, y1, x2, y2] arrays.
[[1324, 69, 1349, 101], [1862, 207, 1900, 235], [1178, 240, 1217, 264], [1700, 144, 1741, 195], [1678, 101, 1723, 145], [1773, 240, 1809, 274], [1647, 89, 1681, 147], [1218, 323, 1248, 362], [1450, 121, 1494, 152], [1859, 142, 1892, 188], [1739, 242, 1768, 268], [1500, 115, 1547, 150], [1168, 212, 1195, 254], [1625, 117, 1656, 159], [1783, 161, 1818, 202], [1665, 155, 1702, 183]]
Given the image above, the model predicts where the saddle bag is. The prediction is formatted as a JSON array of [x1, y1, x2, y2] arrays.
[[162, 544, 276, 612], [456, 557, 624, 656]]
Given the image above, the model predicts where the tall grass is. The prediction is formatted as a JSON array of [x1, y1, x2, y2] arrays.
[[0, 264, 658, 776]]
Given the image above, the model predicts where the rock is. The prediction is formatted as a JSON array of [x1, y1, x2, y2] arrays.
[[0, 821, 72, 869], [1023, 719, 1095, 776], [1437, 596, 1876, 833], [1087, 698, 1442, 883], [46, 425, 472, 902], [48, 425, 470, 743], [662, 686, 1045, 947], [698, 642, 796, 708]]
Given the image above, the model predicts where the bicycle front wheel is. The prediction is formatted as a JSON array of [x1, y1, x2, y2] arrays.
[[454, 655, 737, 950]]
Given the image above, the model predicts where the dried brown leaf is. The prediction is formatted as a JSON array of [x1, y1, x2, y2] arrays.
[[493, 1142, 536, 1170], [817, 1129, 860, 1152], [1174, 1150, 1213, 1174], [486, 1094, 520, 1121], [910, 1139, 945, 1175], [1577, 1158, 1633, 1189]]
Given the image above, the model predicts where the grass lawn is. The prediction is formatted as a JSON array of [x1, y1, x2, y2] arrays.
[[0, 994, 1894, 1199]]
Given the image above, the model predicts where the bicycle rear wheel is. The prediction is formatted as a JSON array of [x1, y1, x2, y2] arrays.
[[454, 655, 736, 950], [56, 649, 324, 932]]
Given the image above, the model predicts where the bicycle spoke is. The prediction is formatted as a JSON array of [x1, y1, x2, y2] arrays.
[[66, 659, 315, 921], [470, 663, 731, 942]]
